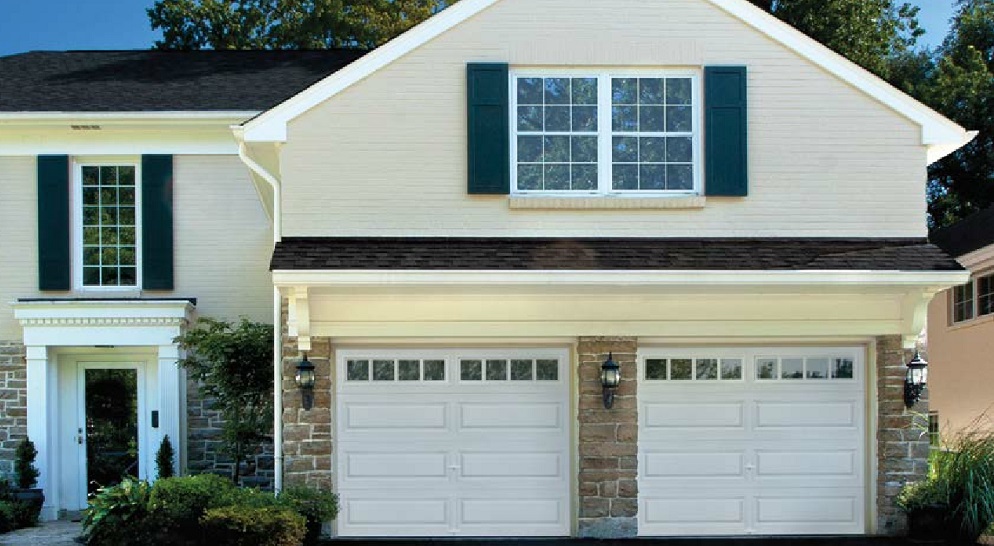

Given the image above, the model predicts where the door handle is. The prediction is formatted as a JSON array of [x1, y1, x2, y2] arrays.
[[77, 427, 84, 445]]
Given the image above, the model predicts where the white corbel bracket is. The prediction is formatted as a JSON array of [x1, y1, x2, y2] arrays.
[[286, 286, 312, 352], [901, 288, 942, 349]]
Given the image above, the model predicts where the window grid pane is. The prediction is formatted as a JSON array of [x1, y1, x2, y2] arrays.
[[953, 283, 975, 322], [516, 77, 599, 192], [81, 165, 137, 288], [611, 77, 694, 191], [977, 275, 993, 317]]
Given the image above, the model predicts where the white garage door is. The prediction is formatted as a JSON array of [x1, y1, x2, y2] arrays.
[[638, 347, 866, 536], [335, 348, 571, 537]]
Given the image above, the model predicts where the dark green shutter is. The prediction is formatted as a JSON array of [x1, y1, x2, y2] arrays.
[[705, 66, 748, 197], [37, 155, 71, 290], [467, 63, 510, 195], [141, 155, 174, 290]]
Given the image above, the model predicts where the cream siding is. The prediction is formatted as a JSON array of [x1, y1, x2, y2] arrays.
[[282, 0, 926, 238], [0, 155, 272, 340]]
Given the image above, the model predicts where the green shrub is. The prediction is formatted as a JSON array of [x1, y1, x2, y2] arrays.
[[14, 438, 39, 489], [0, 501, 16, 534], [81, 477, 153, 546], [898, 478, 950, 512], [148, 474, 236, 542], [10, 500, 37, 529], [277, 487, 338, 544], [156, 436, 176, 479], [201, 505, 305, 546]]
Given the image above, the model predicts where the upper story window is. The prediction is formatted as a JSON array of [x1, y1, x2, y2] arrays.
[[511, 71, 701, 195], [77, 163, 140, 289], [952, 273, 994, 324]]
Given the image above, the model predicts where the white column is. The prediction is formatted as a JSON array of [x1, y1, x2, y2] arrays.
[[25, 345, 58, 521], [157, 345, 183, 478]]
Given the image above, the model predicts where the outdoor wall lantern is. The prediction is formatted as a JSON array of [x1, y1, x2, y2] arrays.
[[601, 353, 621, 409], [296, 353, 316, 411], [904, 350, 928, 408]]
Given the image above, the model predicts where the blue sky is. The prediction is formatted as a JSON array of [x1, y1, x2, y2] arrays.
[[0, 1, 959, 56]]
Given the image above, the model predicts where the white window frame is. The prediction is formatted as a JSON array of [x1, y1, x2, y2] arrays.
[[952, 272, 994, 324], [72, 157, 142, 292], [510, 68, 703, 197]]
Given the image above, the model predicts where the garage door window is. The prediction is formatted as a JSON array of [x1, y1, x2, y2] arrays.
[[460, 358, 559, 381], [346, 358, 446, 382], [645, 357, 743, 381], [757, 356, 854, 380]]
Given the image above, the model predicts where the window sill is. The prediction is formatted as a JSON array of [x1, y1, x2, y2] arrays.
[[508, 195, 706, 210], [949, 313, 994, 332]]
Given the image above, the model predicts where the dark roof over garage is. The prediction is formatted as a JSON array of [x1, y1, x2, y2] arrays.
[[0, 49, 367, 112], [270, 237, 963, 271], [930, 206, 994, 258]]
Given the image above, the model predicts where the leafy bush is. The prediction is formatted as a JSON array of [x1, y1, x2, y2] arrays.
[[156, 436, 176, 479], [148, 474, 236, 542], [0, 501, 16, 533], [201, 505, 305, 546], [899, 427, 994, 542], [81, 477, 154, 546], [14, 438, 39, 489], [277, 487, 338, 544]]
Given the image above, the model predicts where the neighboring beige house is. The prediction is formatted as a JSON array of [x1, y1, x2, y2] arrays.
[[0, 0, 981, 539], [928, 206, 994, 440]]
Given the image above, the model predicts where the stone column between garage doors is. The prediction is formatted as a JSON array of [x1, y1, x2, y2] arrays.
[[281, 328, 334, 490], [577, 337, 638, 538], [876, 335, 929, 536]]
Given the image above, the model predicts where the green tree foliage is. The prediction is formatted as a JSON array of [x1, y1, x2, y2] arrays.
[[148, 0, 459, 50], [14, 439, 39, 490], [923, 0, 994, 227], [745, 0, 923, 80], [174, 318, 273, 483]]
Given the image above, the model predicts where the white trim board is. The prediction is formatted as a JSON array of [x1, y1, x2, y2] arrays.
[[238, 0, 974, 164]]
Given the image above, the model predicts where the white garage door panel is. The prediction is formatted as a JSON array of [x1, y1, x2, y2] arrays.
[[756, 450, 856, 477], [346, 452, 448, 478], [346, 403, 447, 430], [639, 347, 866, 536], [336, 349, 570, 537], [644, 402, 745, 429], [346, 498, 449, 525], [460, 403, 561, 429], [756, 402, 856, 428], [460, 452, 562, 478], [644, 451, 745, 478]]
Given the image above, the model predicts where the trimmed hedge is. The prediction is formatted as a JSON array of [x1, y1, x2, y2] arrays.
[[201, 506, 305, 546]]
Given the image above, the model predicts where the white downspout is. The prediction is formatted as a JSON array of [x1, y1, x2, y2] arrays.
[[233, 130, 285, 492]]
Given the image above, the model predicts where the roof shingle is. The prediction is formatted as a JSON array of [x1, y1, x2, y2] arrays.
[[0, 50, 367, 112], [271, 237, 962, 272], [930, 206, 994, 258]]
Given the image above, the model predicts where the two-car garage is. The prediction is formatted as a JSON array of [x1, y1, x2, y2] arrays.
[[332, 346, 867, 537]]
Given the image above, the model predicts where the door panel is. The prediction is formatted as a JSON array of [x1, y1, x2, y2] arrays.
[[336, 349, 570, 537], [638, 347, 866, 536]]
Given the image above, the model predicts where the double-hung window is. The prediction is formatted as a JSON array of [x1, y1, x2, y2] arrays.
[[952, 273, 994, 324], [77, 162, 140, 289], [512, 70, 700, 195]]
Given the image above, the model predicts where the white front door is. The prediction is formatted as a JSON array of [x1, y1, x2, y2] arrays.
[[335, 348, 571, 537], [58, 355, 155, 510], [638, 347, 866, 536]]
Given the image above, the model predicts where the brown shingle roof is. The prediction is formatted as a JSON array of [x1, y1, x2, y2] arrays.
[[271, 237, 962, 272]]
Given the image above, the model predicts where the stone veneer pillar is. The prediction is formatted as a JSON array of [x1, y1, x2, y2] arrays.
[[281, 324, 334, 489], [876, 335, 930, 535], [577, 337, 639, 538], [0, 341, 27, 479]]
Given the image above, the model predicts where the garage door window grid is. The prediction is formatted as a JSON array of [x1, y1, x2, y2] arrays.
[[642, 355, 856, 381], [460, 359, 559, 382], [346, 358, 446, 382]]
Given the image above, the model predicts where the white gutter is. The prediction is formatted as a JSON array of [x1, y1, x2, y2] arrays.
[[272, 286, 283, 493], [272, 269, 971, 288], [232, 128, 285, 492], [234, 137, 282, 243]]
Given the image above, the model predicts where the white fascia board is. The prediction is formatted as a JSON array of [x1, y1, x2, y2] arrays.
[[241, 0, 972, 162], [12, 299, 196, 323], [272, 269, 970, 289]]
